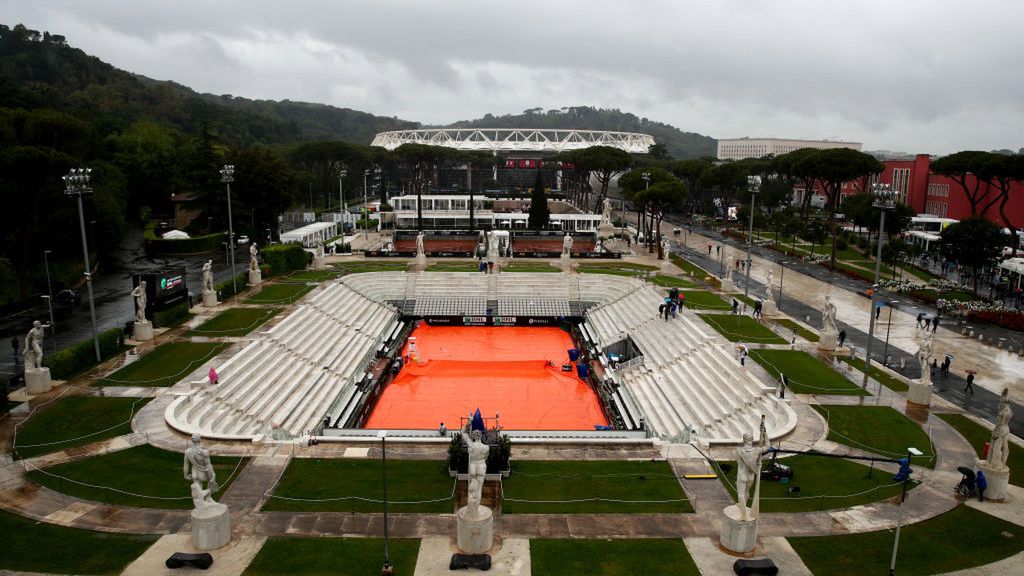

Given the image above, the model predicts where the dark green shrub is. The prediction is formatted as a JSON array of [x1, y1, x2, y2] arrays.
[[215, 272, 249, 301], [152, 302, 190, 328], [261, 244, 307, 277], [42, 328, 124, 380]]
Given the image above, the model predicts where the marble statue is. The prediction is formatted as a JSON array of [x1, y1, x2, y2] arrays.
[[734, 433, 761, 521], [202, 260, 214, 292], [249, 243, 259, 271], [316, 241, 324, 259], [416, 231, 425, 256], [988, 388, 1012, 472], [764, 270, 775, 306], [822, 295, 838, 336], [130, 281, 147, 323], [486, 231, 499, 262], [464, 429, 490, 519], [22, 320, 46, 370], [916, 330, 934, 386], [184, 433, 220, 509], [562, 233, 573, 255], [600, 198, 613, 224]]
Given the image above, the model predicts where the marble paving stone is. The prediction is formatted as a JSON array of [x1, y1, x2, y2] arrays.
[[685, 536, 812, 576], [121, 534, 265, 576]]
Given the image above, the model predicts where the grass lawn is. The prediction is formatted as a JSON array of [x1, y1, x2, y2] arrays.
[[28, 444, 247, 509], [837, 355, 909, 392], [332, 261, 408, 274], [243, 537, 420, 576], [426, 261, 481, 272], [95, 342, 226, 387], [649, 274, 698, 288], [244, 284, 313, 305], [748, 349, 868, 396], [503, 261, 559, 273], [502, 460, 691, 514], [285, 269, 340, 282], [678, 290, 730, 311], [696, 314, 787, 344], [262, 458, 453, 513], [190, 307, 280, 336], [732, 293, 757, 309], [669, 253, 717, 284], [14, 396, 152, 460], [938, 414, 1024, 487], [717, 455, 912, 513], [790, 505, 1024, 576], [577, 262, 658, 277], [531, 539, 700, 576], [812, 405, 935, 468], [0, 509, 158, 575], [774, 318, 819, 342]]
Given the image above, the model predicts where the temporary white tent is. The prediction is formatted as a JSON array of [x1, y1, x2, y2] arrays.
[[161, 230, 191, 239]]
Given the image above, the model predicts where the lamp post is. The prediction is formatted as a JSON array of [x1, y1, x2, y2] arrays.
[[40, 296, 55, 351], [863, 183, 896, 387], [777, 261, 789, 311], [63, 168, 101, 362], [338, 168, 347, 219], [43, 250, 55, 339], [889, 447, 921, 575], [379, 430, 393, 575], [641, 172, 651, 249], [744, 175, 761, 299], [220, 165, 238, 295]]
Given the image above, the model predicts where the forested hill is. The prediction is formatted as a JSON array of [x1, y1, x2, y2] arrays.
[[0, 23, 418, 145], [446, 107, 717, 159]]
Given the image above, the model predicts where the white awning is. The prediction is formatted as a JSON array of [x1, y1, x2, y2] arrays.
[[161, 230, 190, 239]]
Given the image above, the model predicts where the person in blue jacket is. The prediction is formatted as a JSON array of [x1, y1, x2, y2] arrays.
[[977, 468, 988, 502]]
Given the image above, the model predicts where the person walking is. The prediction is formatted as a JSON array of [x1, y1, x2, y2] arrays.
[[932, 316, 939, 332], [838, 329, 847, 348], [977, 468, 987, 502], [739, 347, 748, 366], [916, 313, 923, 328], [964, 371, 975, 394], [732, 298, 739, 315]]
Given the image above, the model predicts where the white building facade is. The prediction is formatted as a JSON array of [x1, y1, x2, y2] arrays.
[[717, 138, 862, 161]]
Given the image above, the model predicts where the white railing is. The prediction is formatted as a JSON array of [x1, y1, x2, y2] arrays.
[[371, 128, 655, 153]]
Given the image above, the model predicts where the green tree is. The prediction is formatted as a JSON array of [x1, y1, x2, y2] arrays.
[[647, 142, 671, 161], [619, 167, 675, 244], [774, 148, 823, 219], [930, 151, 995, 216], [977, 154, 1024, 255], [528, 170, 550, 229], [635, 179, 687, 258], [570, 145, 632, 211], [671, 158, 714, 217], [699, 162, 750, 219], [940, 217, 1004, 292], [231, 147, 298, 239], [393, 143, 455, 230]]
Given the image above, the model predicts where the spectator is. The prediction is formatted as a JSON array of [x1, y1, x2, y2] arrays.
[[932, 316, 939, 332], [964, 371, 975, 394], [916, 313, 923, 328], [732, 299, 740, 314], [439, 422, 447, 437], [838, 329, 847, 348], [977, 468, 987, 502]]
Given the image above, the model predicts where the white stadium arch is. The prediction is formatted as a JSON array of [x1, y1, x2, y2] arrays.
[[371, 128, 656, 154]]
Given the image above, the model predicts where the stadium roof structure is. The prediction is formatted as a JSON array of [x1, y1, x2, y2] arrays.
[[371, 128, 656, 154]]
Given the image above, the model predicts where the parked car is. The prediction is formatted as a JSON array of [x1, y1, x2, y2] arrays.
[[236, 235, 250, 245], [53, 289, 81, 309]]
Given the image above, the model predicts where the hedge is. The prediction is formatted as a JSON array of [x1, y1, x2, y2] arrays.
[[42, 328, 124, 380], [261, 244, 307, 277], [144, 223, 227, 256], [152, 301, 190, 328], [967, 310, 1024, 332], [215, 272, 250, 301]]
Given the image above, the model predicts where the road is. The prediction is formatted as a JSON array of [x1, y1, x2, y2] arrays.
[[1, 227, 248, 384]]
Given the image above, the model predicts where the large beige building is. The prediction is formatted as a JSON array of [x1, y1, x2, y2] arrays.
[[716, 137, 862, 160]]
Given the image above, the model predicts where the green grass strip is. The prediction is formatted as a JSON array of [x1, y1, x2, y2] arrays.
[[937, 414, 1024, 487], [244, 284, 313, 305], [243, 537, 420, 576], [748, 349, 868, 396], [0, 509, 158, 575], [14, 397, 152, 460], [263, 458, 453, 513], [332, 261, 408, 274], [837, 355, 909, 392], [503, 261, 559, 273], [190, 307, 280, 336], [531, 539, 700, 576], [27, 444, 248, 509], [502, 460, 692, 514], [696, 314, 787, 343], [790, 505, 1024, 576], [773, 318, 819, 342], [95, 342, 226, 387], [426, 261, 481, 272], [649, 274, 698, 288], [811, 405, 934, 468]]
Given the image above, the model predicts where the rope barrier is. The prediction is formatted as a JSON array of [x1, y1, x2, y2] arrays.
[[12, 391, 149, 451], [98, 345, 224, 385], [191, 308, 280, 335], [263, 479, 457, 505]]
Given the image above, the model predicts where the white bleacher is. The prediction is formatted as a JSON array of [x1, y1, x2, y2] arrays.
[[585, 284, 796, 444], [166, 282, 398, 440]]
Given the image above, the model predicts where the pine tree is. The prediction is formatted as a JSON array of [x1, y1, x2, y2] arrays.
[[527, 170, 550, 229]]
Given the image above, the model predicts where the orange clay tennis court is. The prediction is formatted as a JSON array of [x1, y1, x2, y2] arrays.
[[364, 324, 609, 430]]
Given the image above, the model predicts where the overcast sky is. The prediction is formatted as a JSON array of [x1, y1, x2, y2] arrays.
[[4, 1, 1023, 155]]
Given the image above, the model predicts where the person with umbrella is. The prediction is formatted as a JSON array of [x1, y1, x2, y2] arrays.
[[964, 369, 976, 394]]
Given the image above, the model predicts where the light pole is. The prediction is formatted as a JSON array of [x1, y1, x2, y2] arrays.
[[40, 296, 55, 351], [63, 168, 101, 362], [338, 168, 347, 225], [863, 183, 897, 387], [889, 447, 920, 575], [744, 175, 761, 299], [641, 172, 651, 249], [777, 261, 789, 311], [43, 250, 54, 335], [379, 430, 393, 576], [220, 165, 238, 295], [363, 169, 371, 240]]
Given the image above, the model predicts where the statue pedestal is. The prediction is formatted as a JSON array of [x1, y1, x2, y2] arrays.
[[191, 503, 230, 551], [248, 269, 262, 286], [597, 223, 616, 238], [415, 253, 427, 269], [719, 504, 758, 554], [978, 462, 1011, 502], [906, 381, 932, 406], [818, 331, 837, 352], [133, 320, 153, 342], [720, 277, 733, 291], [456, 505, 493, 554], [762, 301, 778, 317], [312, 257, 324, 269], [560, 254, 572, 273], [25, 367, 52, 395], [202, 290, 218, 308]]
